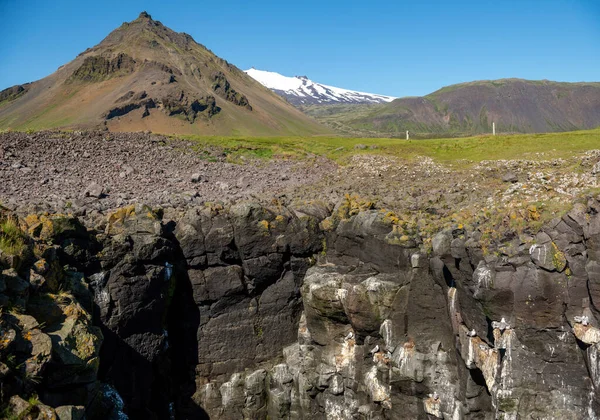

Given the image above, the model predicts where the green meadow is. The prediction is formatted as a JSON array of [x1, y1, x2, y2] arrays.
[[178, 127, 600, 165]]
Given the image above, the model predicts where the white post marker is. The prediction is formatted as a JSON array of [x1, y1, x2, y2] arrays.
[[406, 130, 409, 140], [493, 122, 496, 136]]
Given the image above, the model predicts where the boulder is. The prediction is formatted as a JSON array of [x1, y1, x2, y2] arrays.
[[3, 268, 28, 294], [6, 395, 56, 419], [55, 405, 85, 420], [502, 172, 518, 182], [432, 231, 452, 257], [83, 182, 104, 198], [45, 300, 102, 387]]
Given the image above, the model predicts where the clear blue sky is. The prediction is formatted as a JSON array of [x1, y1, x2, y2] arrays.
[[1, 0, 599, 97]]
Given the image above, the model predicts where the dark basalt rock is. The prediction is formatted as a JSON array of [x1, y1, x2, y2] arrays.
[[161, 91, 220, 122], [5, 198, 600, 419], [0, 84, 30, 104], [91, 205, 177, 419], [115, 90, 147, 103], [141, 59, 182, 75], [69, 53, 136, 82], [211, 71, 252, 110], [103, 97, 156, 120], [188, 198, 600, 419]]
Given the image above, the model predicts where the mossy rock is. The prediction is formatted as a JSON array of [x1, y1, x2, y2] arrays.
[[22, 214, 87, 244], [321, 194, 376, 231], [45, 296, 103, 386], [497, 397, 519, 413], [105, 205, 137, 234], [551, 242, 567, 272], [105, 204, 160, 235], [68, 53, 136, 83], [385, 225, 417, 248]]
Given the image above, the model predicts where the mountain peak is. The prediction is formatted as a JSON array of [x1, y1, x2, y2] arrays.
[[244, 68, 395, 106], [0, 14, 329, 136], [137, 11, 153, 20], [99, 11, 189, 51]]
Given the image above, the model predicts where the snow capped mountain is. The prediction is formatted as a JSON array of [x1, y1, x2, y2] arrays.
[[245, 68, 395, 106]]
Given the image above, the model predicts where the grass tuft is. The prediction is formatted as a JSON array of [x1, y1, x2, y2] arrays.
[[0, 216, 27, 255]]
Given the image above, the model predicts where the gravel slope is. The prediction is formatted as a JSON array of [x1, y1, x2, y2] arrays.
[[0, 130, 335, 213]]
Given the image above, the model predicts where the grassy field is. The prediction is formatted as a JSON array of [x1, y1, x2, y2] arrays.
[[177, 127, 600, 165]]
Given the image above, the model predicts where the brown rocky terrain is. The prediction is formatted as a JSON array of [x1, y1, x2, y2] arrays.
[[0, 130, 335, 214], [2, 8, 600, 420], [3, 130, 599, 240]]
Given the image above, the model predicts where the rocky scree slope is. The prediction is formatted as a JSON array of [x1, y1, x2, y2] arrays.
[[3, 195, 600, 418], [4, 130, 600, 226], [0, 130, 335, 214], [0, 12, 327, 136]]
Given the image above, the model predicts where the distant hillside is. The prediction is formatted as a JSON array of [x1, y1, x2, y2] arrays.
[[0, 12, 329, 136], [311, 79, 600, 137]]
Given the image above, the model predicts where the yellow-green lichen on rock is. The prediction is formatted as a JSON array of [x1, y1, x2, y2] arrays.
[[105, 204, 161, 236], [21, 214, 84, 243], [321, 193, 375, 232], [551, 241, 567, 272], [46, 296, 103, 382]]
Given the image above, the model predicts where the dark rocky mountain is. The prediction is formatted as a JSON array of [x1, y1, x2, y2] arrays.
[[0, 12, 328, 136], [312, 79, 600, 136]]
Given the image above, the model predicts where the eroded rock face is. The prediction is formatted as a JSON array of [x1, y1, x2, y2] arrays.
[[5, 198, 600, 419], [0, 83, 30, 104], [173, 202, 325, 417], [187, 200, 600, 420], [160, 91, 220, 122], [90, 204, 176, 419], [211, 72, 252, 110], [48, 201, 326, 419], [0, 214, 115, 420], [69, 53, 136, 82]]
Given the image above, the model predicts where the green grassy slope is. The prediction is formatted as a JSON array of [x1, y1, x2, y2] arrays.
[[175, 127, 600, 166]]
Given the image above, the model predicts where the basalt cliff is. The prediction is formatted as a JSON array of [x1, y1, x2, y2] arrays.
[[3, 193, 600, 419]]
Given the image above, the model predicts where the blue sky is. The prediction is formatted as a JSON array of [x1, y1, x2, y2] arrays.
[[0, 0, 599, 97]]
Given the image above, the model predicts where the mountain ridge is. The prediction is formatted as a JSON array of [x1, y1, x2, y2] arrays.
[[303, 78, 600, 136], [244, 68, 395, 105]]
